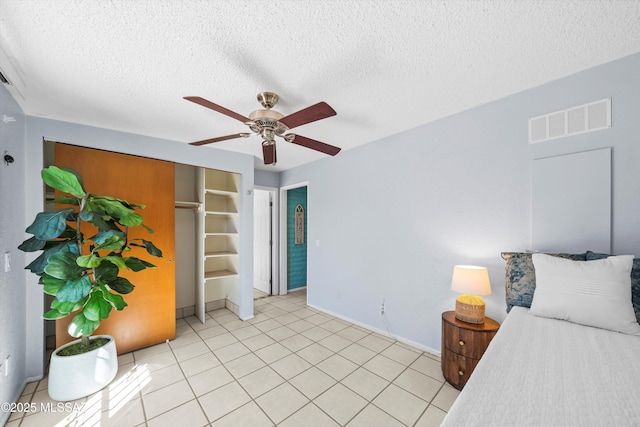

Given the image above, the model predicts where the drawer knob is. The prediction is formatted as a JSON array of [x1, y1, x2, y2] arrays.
[[459, 340, 465, 346], [458, 370, 465, 376]]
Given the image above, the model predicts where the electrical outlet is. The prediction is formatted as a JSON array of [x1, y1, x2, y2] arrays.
[[380, 299, 386, 315]]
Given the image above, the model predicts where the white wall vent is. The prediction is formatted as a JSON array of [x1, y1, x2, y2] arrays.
[[528, 98, 611, 144]]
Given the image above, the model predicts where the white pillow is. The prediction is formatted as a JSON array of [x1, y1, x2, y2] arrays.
[[530, 253, 640, 335]]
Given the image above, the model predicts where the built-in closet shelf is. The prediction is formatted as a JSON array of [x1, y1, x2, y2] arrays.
[[195, 167, 241, 324], [205, 251, 238, 258], [175, 200, 201, 210], [205, 270, 238, 280], [205, 188, 238, 197], [205, 210, 238, 216]]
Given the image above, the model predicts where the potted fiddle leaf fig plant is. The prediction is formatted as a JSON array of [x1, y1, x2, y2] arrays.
[[19, 165, 162, 401]]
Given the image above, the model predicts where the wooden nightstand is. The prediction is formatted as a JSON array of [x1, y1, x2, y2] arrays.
[[441, 311, 500, 390]]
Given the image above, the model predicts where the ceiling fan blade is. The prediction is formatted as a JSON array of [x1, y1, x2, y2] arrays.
[[184, 96, 251, 123], [279, 102, 336, 129], [189, 133, 249, 146], [285, 134, 341, 156], [262, 143, 277, 165]]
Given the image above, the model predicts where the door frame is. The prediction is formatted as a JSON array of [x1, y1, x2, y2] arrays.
[[279, 181, 309, 296], [255, 185, 279, 295]]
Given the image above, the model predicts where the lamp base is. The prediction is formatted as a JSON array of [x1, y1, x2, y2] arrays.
[[455, 295, 485, 324]]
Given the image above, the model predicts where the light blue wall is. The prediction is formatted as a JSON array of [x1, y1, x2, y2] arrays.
[[0, 85, 28, 426], [255, 169, 280, 188], [281, 52, 640, 353], [287, 186, 307, 290]]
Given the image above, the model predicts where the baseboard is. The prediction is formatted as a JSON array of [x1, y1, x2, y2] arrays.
[[1, 374, 44, 425], [287, 286, 307, 293], [307, 302, 440, 357], [176, 299, 228, 319]]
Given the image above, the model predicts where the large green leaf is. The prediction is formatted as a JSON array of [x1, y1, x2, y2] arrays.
[[98, 285, 128, 310], [42, 166, 86, 198], [119, 213, 143, 227], [95, 261, 118, 283], [39, 274, 66, 296], [82, 291, 112, 321], [80, 211, 116, 232], [56, 275, 92, 303], [18, 236, 46, 253], [91, 235, 125, 252], [26, 242, 78, 275], [141, 239, 163, 257], [51, 297, 86, 316], [108, 277, 135, 294], [25, 253, 49, 275], [79, 211, 94, 221], [93, 195, 144, 210], [88, 196, 134, 220], [25, 209, 74, 241], [124, 257, 150, 272], [59, 167, 85, 190], [48, 195, 80, 206], [102, 255, 128, 269], [77, 254, 102, 268], [89, 230, 126, 246], [43, 308, 67, 320], [44, 249, 86, 280], [68, 311, 100, 337]]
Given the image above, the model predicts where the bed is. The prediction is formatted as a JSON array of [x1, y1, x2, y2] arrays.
[[441, 251, 640, 426]]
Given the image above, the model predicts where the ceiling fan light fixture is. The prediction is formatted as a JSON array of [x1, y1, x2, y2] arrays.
[[249, 109, 284, 121]]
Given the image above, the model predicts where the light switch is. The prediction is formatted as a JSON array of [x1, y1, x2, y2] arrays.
[[316, 240, 320, 247], [3, 252, 10, 273]]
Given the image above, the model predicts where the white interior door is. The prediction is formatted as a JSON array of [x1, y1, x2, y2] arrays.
[[254, 189, 271, 294]]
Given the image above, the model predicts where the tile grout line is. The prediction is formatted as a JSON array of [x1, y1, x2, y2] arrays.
[[253, 296, 425, 426], [214, 294, 437, 426]]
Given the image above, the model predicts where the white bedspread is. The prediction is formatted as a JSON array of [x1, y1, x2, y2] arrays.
[[441, 306, 640, 426]]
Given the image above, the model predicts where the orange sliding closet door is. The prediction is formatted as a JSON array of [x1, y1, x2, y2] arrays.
[[54, 143, 176, 354]]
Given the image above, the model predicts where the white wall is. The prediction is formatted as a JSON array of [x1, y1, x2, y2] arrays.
[[0, 84, 28, 425], [281, 52, 640, 353]]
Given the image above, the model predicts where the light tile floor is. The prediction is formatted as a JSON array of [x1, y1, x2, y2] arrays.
[[6, 290, 458, 427]]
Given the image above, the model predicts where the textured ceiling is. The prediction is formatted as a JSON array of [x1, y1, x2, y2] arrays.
[[1, 1, 640, 171]]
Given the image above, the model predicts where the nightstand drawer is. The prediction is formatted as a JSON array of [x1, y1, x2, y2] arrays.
[[443, 321, 497, 359], [441, 348, 478, 390]]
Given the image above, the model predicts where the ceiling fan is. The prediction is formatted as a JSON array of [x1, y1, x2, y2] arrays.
[[184, 92, 341, 165]]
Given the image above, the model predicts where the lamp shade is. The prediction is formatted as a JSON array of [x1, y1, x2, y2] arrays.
[[451, 265, 492, 296]]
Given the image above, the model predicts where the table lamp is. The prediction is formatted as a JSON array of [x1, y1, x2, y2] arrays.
[[451, 265, 492, 324]]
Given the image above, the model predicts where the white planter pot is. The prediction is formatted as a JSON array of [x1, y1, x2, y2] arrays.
[[48, 335, 118, 402]]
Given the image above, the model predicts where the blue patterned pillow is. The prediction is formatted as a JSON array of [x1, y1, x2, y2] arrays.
[[502, 252, 587, 312], [586, 251, 640, 324]]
